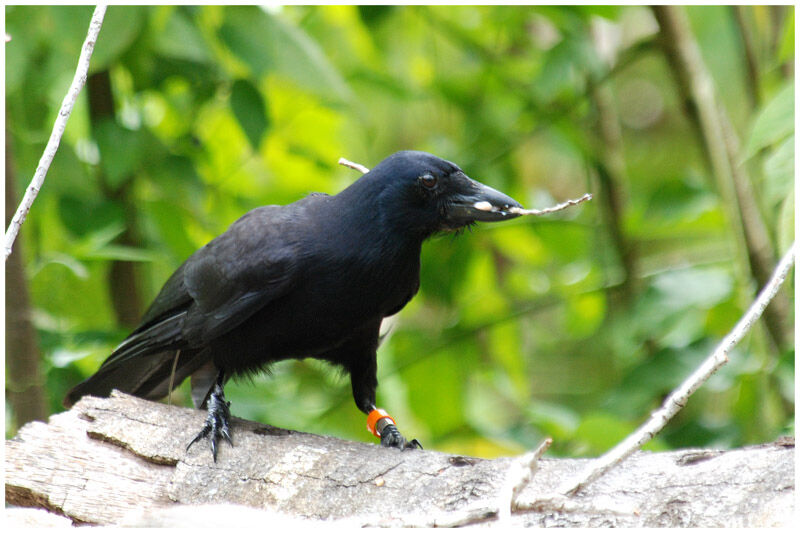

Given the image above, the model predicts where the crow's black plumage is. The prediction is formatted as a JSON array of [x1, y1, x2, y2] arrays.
[[64, 151, 522, 458]]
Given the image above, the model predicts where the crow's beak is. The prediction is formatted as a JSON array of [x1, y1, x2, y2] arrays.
[[446, 174, 523, 224]]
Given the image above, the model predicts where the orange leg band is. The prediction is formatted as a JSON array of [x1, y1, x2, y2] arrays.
[[366, 408, 396, 438]]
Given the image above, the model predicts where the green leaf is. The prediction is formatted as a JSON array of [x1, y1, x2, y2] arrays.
[[32, 253, 89, 279], [4, 13, 33, 94], [80, 245, 158, 262], [154, 9, 211, 63], [645, 179, 715, 221], [465, 374, 518, 434], [218, 8, 272, 75], [58, 196, 125, 237], [218, 6, 350, 102], [48, 141, 94, 196], [525, 401, 580, 441], [763, 134, 794, 207], [67, 223, 158, 263], [777, 191, 794, 256], [571, 5, 622, 21], [75, 223, 126, 250], [533, 40, 579, 102], [658, 309, 706, 349], [652, 267, 733, 311], [89, 6, 146, 71], [777, 8, 794, 64], [565, 292, 606, 339], [575, 412, 636, 454], [146, 200, 199, 260], [395, 333, 471, 437], [230, 79, 269, 150], [94, 120, 149, 190], [745, 82, 794, 158]]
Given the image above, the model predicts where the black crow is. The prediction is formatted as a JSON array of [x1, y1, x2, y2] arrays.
[[64, 151, 522, 459]]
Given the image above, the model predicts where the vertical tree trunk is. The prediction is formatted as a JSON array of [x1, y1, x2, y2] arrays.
[[589, 20, 638, 307], [87, 70, 144, 327], [5, 135, 48, 429], [652, 5, 792, 351], [732, 6, 761, 109]]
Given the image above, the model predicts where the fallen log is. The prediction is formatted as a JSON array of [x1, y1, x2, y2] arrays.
[[5, 392, 794, 527]]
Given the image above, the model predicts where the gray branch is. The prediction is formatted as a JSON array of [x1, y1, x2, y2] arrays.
[[4, 6, 106, 260], [5, 393, 793, 527], [558, 242, 795, 496]]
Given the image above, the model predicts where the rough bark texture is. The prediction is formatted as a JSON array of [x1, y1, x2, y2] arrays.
[[5, 392, 793, 527]]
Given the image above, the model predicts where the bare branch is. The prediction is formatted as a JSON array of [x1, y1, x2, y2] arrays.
[[4, 6, 106, 260], [557, 242, 796, 496], [338, 157, 370, 174], [498, 438, 552, 522]]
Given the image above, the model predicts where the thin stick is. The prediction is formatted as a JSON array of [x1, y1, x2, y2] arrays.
[[498, 438, 552, 522], [558, 242, 796, 496], [507, 193, 593, 216], [4, 6, 107, 261], [338, 157, 370, 174], [167, 349, 181, 405]]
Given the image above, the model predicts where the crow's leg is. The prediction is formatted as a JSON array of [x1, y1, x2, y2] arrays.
[[186, 370, 233, 461], [365, 406, 422, 450], [350, 352, 422, 450]]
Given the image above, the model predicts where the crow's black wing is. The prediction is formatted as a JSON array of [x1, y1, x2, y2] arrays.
[[180, 205, 303, 343], [64, 203, 309, 406]]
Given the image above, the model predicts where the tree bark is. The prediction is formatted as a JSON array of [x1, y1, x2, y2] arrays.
[[5, 392, 793, 527]]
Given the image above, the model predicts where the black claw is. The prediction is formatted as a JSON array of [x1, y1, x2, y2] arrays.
[[186, 377, 233, 461], [380, 423, 422, 450], [187, 426, 210, 452], [221, 427, 233, 446]]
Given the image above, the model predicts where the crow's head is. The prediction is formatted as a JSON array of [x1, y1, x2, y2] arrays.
[[363, 151, 523, 236]]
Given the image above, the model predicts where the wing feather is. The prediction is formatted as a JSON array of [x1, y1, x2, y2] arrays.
[[65, 201, 313, 406]]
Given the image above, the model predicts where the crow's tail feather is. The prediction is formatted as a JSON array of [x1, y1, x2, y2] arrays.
[[63, 311, 211, 407]]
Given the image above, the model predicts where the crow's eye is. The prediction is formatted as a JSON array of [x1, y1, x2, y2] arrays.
[[419, 173, 438, 189]]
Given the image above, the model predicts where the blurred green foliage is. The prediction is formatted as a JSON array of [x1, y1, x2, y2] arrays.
[[5, 5, 794, 457]]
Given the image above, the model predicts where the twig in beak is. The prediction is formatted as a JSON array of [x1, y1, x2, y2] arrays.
[[338, 158, 370, 175], [475, 193, 593, 216]]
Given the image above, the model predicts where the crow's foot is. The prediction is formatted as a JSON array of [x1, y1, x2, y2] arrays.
[[380, 423, 422, 450], [186, 381, 233, 461]]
